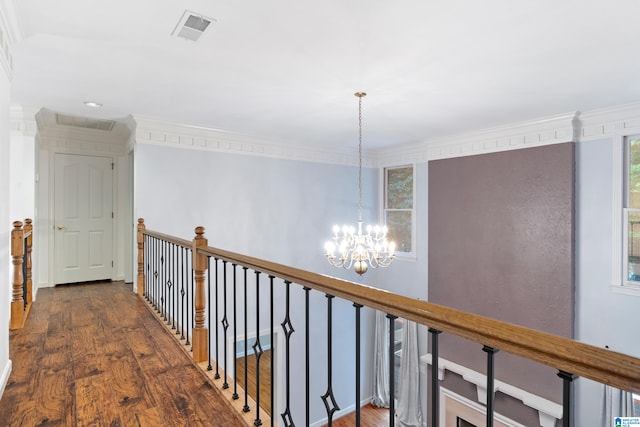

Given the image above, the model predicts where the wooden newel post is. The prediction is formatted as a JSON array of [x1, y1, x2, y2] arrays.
[[24, 218, 33, 307], [192, 226, 209, 363], [10, 221, 24, 329], [137, 218, 146, 296]]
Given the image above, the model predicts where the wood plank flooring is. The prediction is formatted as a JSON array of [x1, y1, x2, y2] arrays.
[[329, 404, 391, 427], [0, 281, 246, 426], [235, 350, 272, 417]]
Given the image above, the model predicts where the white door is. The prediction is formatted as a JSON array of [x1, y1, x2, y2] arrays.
[[54, 153, 113, 284]]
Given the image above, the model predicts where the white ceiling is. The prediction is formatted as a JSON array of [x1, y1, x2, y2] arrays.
[[8, 0, 640, 151]]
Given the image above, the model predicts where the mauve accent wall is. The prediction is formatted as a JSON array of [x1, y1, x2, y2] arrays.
[[428, 142, 575, 404]]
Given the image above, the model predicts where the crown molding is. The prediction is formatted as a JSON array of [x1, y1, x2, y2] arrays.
[[0, 1, 21, 42], [374, 102, 640, 167], [575, 101, 640, 140], [14, 101, 640, 167], [11, 105, 134, 155], [10, 105, 38, 137], [372, 112, 578, 167], [134, 115, 366, 167], [0, 0, 20, 79]]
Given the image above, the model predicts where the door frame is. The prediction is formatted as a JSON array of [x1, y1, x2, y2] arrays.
[[47, 149, 119, 285]]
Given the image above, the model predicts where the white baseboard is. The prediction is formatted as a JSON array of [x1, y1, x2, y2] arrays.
[[0, 359, 12, 400], [38, 280, 53, 289]]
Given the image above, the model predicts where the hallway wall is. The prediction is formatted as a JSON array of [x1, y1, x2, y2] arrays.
[[0, 50, 13, 399], [135, 141, 379, 424]]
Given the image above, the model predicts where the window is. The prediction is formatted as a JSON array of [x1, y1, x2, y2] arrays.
[[384, 165, 414, 254], [624, 135, 640, 288]]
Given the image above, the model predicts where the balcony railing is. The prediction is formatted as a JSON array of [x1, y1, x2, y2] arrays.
[[136, 218, 640, 427]]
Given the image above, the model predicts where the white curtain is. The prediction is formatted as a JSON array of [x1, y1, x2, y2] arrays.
[[601, 384, 634, 426], [371, 310, 390, 408], [397, 319, 423, 427]]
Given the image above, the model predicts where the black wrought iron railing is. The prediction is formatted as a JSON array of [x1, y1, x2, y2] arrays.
[[137, 219, 640, 427]]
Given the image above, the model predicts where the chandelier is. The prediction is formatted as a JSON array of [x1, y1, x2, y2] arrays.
[[324, 92, 396, 275]]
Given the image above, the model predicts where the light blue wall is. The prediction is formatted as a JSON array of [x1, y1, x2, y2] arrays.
[[136, 143, 379, 424], [575, 137, 640, 424]]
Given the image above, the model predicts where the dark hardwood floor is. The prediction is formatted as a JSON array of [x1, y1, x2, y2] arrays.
[[0, 281, 246, 426], [329, 404, 391, 427], [0, 281, 394, 426]]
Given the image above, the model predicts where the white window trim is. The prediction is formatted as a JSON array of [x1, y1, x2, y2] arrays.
[[381, 164, 416, 260], [612, 132, 640, 296]]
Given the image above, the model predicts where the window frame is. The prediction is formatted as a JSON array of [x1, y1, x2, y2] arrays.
[[382, 164, 416, 259], [614, 132, 640, 295]]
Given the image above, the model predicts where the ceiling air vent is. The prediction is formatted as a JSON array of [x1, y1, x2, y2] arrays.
[[55, 113, 116, 131], [172, 10, 215, 42]]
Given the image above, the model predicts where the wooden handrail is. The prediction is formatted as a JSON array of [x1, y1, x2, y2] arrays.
[[10, 218, 33, 330], [141, 228, 192, 249], [198, 242, 640, 393], [137, 219, 640, 394]]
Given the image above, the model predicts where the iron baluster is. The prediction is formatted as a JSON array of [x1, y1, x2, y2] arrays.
[[190, 259, 195, 351], [280, 281, 295, 427], [269, 275, 275, 427], [253, 271, 263, 427], [185, 247, 191, 347], [242, 266, 250, 413], [429, 328, 442, 427], [173, 244, 178, 330], [22, 239, 27, 310], [354, 303, 363, 427], [557, 370, 576, 427], [304, 286, 310, 427], [232, 263, 239, 400], [214, 257, 220, 380], [208, 256, 214, 372], [158, 240, 167, 320], [483, 345, 499, 427], [151, 237, 156, 306], [166, 242, 173, 325], [160, 240, 165, 318], [174, 244, 180, 334], [153, 237, 158, 309], [387, 314, 398, 427], [321, 294, 339, 426], [144, 235, 150, 301], [180, 246, 186, 341], [222, 260, 230, 388]]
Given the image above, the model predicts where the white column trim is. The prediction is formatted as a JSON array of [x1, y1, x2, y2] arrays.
[[422, 354, 563, 426]]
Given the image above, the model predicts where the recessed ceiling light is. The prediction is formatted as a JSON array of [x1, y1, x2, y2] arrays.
[[84, 101, 102, 108]]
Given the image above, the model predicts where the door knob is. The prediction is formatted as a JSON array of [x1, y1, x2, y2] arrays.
[[56, 225, 66, 230]]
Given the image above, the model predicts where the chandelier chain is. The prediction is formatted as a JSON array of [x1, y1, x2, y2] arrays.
[[358, 93, 363, 222]]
